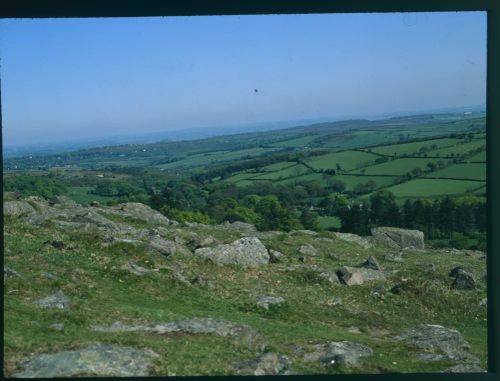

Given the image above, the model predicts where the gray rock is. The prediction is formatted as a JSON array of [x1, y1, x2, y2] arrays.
[[4, 265, 20, 278], [298, 243, 318, 256], [384, 251, 404, 262], [234, 352, 293, 376], [52, 195, 77, 208], [425, 263, 436, 273], [122, 261, 151, 276], [337, 266, 388, 286], [397, 324, 479, 363], [318, 271, 341, 285], [42, 272, 59, 280], [12, 343, 159, 378], [451, 269, 476, 290], [228, 221, 257, 235], [190, 275, 215, 289], [333, 232, 372, 249], [117, 202, 172, 225], [371, 227, 425, 249], [92, 317, 265, 351], [449, 266, 465, 277], [303, 341, 374, 368], [194, 237, 270, 267], [256, 295, 286, 310], [371, 285, 387, 298], [33, 290, 70, 310], [362, 256, 381, 270], [479, 298, 487, 307], [149, 236, 178, 257], [268, 249, 284, 263], [48, 323, 65, 331], [390, 283, 403, 294], [443, 364, 486, 373], [3, 201, 36, 217]]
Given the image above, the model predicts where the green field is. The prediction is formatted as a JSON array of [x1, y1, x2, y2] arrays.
[[306, 150, 378, 171], [270, 135, 320, 148], [251, 164, 312, 181], [426, 163, 486, 181], [467, 151, 486, 162], [317, 215, 341, 229], [427, 140, 486, 158], [67, 186, 114, 204], [334, 175, 398, 191], [367, 138, 458, 156], [382, 179, 484, 199], [351, 158, 442, 176]]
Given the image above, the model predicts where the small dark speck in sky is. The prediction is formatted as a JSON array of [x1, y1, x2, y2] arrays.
[[254, 89, 258, 93]]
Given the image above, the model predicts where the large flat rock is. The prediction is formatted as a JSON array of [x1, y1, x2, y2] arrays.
[[194, 237, 270, 266]]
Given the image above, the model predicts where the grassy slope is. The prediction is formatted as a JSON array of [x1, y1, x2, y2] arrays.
[[3, 215, 487, 376]]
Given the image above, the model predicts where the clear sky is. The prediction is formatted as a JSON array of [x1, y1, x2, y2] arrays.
[[0, 12, 486, 146]]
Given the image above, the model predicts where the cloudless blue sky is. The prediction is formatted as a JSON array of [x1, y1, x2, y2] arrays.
[[0, 12, 486, 146]]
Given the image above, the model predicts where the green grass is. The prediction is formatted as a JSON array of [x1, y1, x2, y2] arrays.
[[333, 175, 398, 191], [367, 138, 459, 156], [350, 158, 442, 176], [251, 164, 312, 181], [306, 150, 379, 171], [382, 179, 485, 199], [426, 163, 486, 181]]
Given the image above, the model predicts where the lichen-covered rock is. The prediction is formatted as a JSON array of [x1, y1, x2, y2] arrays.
[[333, 232, 372, 249], [51, 195, 77, 208], [12, 344, 159, 378], [268, 249, 284, 263], [117, 202, 172, 225], [33, 290, 70, 310], [234, 352, 293, 376], [4, 265, 20, 278], [303, 341, 374, 368], [371, 227, 425, 249], [442, 364, 486, 373], [3, 201, 36, 217], [298, 243, 318, 256], [256, 295, 286, 310], [92, 317, 265, 351], [397, 324, 479, 363], [336, 266, 388, 286], [194, 237, 270, 266], [451, 269, 476, 290], [122, 261, 151, 276]]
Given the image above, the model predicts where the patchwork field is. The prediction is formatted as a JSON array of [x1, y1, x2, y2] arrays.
[[426, 163, 486, 181], [382, 179, 484, 200]]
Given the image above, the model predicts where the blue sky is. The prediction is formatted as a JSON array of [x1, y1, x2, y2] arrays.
[[0, 12, 486, 146]]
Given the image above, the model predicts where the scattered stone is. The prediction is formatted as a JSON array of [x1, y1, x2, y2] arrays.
[[318, 271, 341, 285], [390, 284, 403, 295], [396, 324, 479, 363], [451, 269, 476, 290], [33, 290, 70, 310], [371, 227, 425, 250], [293, 229, 319, 236], [228, 221, 257, 235], [256, 296, 286, 310], [298, 243, 318, 256], [122, 261, 151, 276], [303, 341, 374, 368], [234, 352, 293, 376], [384, 251, 404, 262], [44, 240, 65, 250], [443, 364, 486, 373], [449, 266, 465, 277], [362, 256, 381, 270], [149, 237, 178, 257], [268, 249, 284, 263], [190, 275, 215, 289], [48, 323, 65, 331], [194, 237, 270, 267], [425, 263, 436, 273], [479, 298, 487, 307], [326, 298, 343, 306], [42, 272, 58, 280], [170, 271, 192, 287], [12, 344, 159, 378], [347, 327, 361, 334], [4, 266, 20, 278], [336, 266, 389, 286], [336, 267, 364, 286], [371, 285, 386, 298], [333, 232, 372, 249], [92, 317, 265, 351]]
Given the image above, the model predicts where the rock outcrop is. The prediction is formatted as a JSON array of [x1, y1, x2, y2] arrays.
[[303, 341, 374, 368], [234, 352, 293, 375], [371, 227, 425, 249], [13, 344, 159, 378], [194, 237, 270, 266]]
